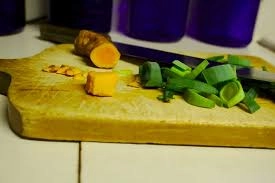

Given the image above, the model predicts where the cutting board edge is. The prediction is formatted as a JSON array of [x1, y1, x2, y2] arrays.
[[7, 100, 275, 149]]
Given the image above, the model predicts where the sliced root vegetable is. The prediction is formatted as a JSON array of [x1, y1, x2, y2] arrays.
[[74, 30, 120, 69]]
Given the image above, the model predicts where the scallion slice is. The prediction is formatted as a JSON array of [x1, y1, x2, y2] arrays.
[[241, 88, 260, 113], [172, 60, 192, 71], [166, 77, 218, 94], [183, 89, 215, 108], [202, 64, 237, 85], [207, 94, 224, 107], [220, 80, 245, 108], [186, 59, 209, 79], [139, 61, 163, 88], [228, 55, 251, 67]]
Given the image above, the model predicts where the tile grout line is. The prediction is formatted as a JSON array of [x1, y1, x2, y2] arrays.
[[78, 142, 82, 183]]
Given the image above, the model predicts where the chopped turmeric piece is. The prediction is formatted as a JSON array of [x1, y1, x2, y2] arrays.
[[85, 71, 118, 97], [42, 65, 60, 73], [56, 65, 70, 74], [74, 30, 120, 69]]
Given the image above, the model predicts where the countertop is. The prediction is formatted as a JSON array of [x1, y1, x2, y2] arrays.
[[1, 23, 275, 183]]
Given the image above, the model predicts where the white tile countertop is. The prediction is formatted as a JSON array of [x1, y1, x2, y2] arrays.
[[1, 23, 275, 183]]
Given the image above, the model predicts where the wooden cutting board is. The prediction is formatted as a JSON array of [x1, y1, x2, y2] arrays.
[[0, 44, 275, 148]]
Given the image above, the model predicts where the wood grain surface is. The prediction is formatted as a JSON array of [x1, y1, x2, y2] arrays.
[[0, 44, 274, 148]]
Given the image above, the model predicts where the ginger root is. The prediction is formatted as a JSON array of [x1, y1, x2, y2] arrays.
[[74, 30, 120, 69]]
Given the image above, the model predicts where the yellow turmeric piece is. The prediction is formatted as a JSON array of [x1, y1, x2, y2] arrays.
[[85, 71, 118, 97], [74, 30, 121, 69]]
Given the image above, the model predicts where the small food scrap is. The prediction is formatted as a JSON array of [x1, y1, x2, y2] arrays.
[[127, 74, 141, 88], [42, 64, 86, 80], [42, 65, 60, 73], [85, 71, 118, 97], [74, 30, 121, 69]]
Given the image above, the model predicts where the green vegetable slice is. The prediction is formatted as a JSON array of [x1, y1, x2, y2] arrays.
[[157, 90, 175, 103], [183, 89, 215, 108], [220, 80, 245, 108], [166, 77, 218, 94], [202, 64, 237, 85], [139, 61, 163, 88], [170, 66, 191, 77], [186, 59, 209, 79], [227, 55, 251, 67], [172, 60, 192, 71], [207, 94, 224, 107], [206, 55, 226, 62], [241, 88, 260, 113]]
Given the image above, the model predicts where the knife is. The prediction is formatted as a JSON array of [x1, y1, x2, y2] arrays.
[[0, 71, 11, 96], [39, 23, 275, 83], [114, 42, 275, 83]]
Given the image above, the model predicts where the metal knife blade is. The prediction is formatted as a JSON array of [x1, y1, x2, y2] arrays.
[[0, 71, 11, 96], [114, 42, 275, 83]]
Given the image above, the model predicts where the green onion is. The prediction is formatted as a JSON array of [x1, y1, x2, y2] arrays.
[[227, 55, 251, 67], [139, 61, 163, 88], [161, 67, 181, 81], [202, 64, 237, 86], [220, 80, 245, 108], [186, 59, 209, 79], [207, 94, 224, 107], [157, 90, 175, 103], [172, 60, 192, 71], [170, 66, 191, 77], [166, 77, 218, 95], [206, 55, 226, 62], [241, 88, 260, 113], [183, 89, 215, 108]]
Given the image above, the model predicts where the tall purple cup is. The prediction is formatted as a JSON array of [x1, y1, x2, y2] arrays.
[[186, 0, 260, 47], [0, 0, 25, 35], [123, 0, 190, 42]]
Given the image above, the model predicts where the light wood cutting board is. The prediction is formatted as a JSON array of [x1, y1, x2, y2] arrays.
[[0, 44, 275, 148]]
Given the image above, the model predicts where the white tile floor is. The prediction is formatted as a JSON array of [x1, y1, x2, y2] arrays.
[[0, 95, 79, 183], [81, 142, 275, 183]]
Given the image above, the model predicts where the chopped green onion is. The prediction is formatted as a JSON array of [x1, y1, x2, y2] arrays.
[[183, 89, 215, 108], [207, 94, 224, 107], [186, 59, 209, 79], [241, 88, 260, 113], [220, 80, 245, 108], [172, 60, 192, 71], [157, 90, 175, 103], [166, 77, 218, 94], [161, 67, 181, 81], [227, 55, 251, 67], [170, 66, 191, 77], [139, 61, 163, 88], [202, 64, 237, 85], [206, 55, 226, 62]]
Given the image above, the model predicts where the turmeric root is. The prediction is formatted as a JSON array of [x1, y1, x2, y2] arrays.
[[74, 30, 120, 69], [85, 71, 118, 97]]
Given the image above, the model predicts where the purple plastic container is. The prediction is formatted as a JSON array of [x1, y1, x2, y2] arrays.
[[49, 0, 113, 33], [186, 0, 260, 47], [124, 0, 190, 42], [0, 0, 25, 35]]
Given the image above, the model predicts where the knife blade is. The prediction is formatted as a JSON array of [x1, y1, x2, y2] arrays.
[[114, 42, 275, 83], [0, 71, 11, 96]]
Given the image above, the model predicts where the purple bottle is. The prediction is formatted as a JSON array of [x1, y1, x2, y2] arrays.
[[49, 0, 113, 33], [124, 0, 190, 42], [0, 0, 25, 35], [186, 0, 260, 47]]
